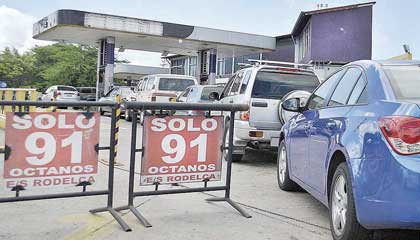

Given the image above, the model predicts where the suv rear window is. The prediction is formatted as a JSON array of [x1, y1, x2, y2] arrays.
[[58, 86, 77, 91], [120, 88, 133, 96], [158, 78, 195, 91], [201, 86, 224, 100], [384, 65, 420, 99], [251, 71, 319, 99], [79, 88, 96, 93]]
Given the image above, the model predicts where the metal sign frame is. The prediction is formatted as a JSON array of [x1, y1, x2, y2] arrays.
[[0, 100, 131, 232], [112, 102, 251, 228]]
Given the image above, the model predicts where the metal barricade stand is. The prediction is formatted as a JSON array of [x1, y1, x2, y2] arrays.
[[0, 100, 131, 232], [113, 102, 252, 228]]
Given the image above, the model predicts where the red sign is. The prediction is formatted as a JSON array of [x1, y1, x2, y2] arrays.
[[3, 112, 100, 189], [141, 115, 223, 185]]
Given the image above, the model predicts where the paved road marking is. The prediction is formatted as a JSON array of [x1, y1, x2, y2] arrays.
[[61, 214, 115, 240]]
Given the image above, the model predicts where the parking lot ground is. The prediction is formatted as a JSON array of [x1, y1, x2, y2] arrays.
[[0, 116, 332, 240]]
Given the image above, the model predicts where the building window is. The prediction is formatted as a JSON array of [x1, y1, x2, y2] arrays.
[[224, 58, 233, 75], [171, 58, 186, 75], [188, 56, 197, 77], [299, 21, 311, 61], [217, 58, 225, 75]]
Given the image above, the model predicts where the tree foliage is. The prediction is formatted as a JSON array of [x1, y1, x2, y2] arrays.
[[0, 44, 99, 91]]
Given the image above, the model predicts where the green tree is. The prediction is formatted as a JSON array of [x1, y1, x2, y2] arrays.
[[0, 43, 130, 91], [0, 47, 28, 86], [31, 44, 98, 90]]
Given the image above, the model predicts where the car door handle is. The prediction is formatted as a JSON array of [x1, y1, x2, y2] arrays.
[[251, 101, 268, 107], [327, 122, 336, 129], [229, 100, 234, 103]]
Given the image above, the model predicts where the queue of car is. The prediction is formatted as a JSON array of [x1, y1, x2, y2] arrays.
[[36, 60, 420, 240]]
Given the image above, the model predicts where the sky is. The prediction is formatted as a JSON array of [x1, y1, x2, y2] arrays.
[[0, 0, 418, 67]]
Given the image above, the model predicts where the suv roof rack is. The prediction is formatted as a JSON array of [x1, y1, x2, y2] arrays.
[[248, 59, 312, 68], [247, 59, 314, 74], [237, 63, 253, 69]]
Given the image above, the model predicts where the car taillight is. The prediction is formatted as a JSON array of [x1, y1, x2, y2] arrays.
[[379, 116, 420, 155], [240, 111, 250, 121]]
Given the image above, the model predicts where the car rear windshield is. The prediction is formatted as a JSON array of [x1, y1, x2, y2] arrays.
[[79, 88, 96, 93], [58, 86, 77, 91], [251, 71, 319, 99], [120, 88, 133, 96], [158, 78, 195, 91], [201, 86, 224, 100], [383, 65, 420, 100]]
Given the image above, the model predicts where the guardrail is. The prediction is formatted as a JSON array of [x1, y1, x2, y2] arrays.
[[0, 89, 38, 128]]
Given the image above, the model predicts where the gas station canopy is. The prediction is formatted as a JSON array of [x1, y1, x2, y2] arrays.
[[33, 10, 276, 57], [114, 64, 169, 80]]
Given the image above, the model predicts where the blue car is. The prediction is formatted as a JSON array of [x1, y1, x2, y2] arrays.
[[279, 60, 420, 240]]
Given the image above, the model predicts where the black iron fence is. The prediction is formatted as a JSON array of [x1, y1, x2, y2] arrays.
[[0, 100, 131, 232], [0, 100, 250, 231]]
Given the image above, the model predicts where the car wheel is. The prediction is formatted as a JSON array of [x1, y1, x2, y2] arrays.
[[222, 120, 243, 162], [125, 109, 132, 121], [277, 140, 300, 191], [330, 162, 370, 240]]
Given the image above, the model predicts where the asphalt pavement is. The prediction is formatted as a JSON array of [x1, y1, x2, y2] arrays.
[[0, 115, 332, 240]]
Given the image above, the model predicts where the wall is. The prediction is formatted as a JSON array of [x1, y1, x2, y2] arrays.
[[309, 6, 373, 62], [263, 37, 295, 62]]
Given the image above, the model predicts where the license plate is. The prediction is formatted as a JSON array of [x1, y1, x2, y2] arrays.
[[270, 137, 279, 147]]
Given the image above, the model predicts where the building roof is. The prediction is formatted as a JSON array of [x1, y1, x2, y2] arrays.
[[275, 34, 292, 40], [291, 1, 376, 36], [33, 10, 276, 58]]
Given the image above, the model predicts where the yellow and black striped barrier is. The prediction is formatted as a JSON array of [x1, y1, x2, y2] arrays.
[[114, 94, 121, 163], [0, 88, 38, 128]]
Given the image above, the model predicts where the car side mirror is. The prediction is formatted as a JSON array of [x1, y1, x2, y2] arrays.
[[208, 92, 220, 101], [282, 98, 302, 112]]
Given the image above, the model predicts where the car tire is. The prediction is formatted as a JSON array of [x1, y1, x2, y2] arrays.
[[222, 120, 243, 162], [277, 140, 300, 191], [125, 110, 132, 121], [329, 162, 370, 240]]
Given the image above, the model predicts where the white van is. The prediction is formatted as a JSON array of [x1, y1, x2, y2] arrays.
[[125, 74, 198, 121], [134, 74, 197, 102]]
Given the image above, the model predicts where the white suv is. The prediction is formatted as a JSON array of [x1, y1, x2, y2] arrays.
[[218, 60, 320, 161]]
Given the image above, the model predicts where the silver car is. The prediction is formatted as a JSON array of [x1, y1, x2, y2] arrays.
[[177, 85, 224, 115], [41, 85, 80, 102], [217, 60, 320, 162], [98, 86, 134, 116]]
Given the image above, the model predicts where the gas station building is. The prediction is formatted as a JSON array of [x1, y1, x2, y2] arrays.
[[32, 1, 375, 97]]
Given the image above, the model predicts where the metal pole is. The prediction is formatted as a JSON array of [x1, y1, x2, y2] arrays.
[[107, 107, 117, 208], [225, 111, 235, 199], [128, 111, 138, 206], [208, 48, 217, 85]]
